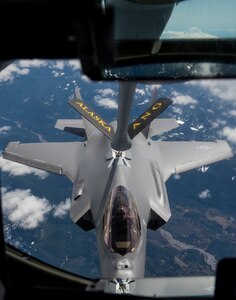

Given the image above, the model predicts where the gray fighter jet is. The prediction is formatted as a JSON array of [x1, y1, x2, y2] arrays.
[[3, 82, 233, 284]]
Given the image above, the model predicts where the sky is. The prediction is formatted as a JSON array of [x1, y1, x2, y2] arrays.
[[164, 0, 236, 37]]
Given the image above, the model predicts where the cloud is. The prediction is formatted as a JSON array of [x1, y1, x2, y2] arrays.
[[0, 126, 11, 134], [81, 74, 91, 82], [185, 80, 236, 102], [229, 110, 236, 117], [18, 60, 47, 68], [0, 64, 29, 82], [135, 88, 145, 96], [53, 61, 66, 70], [174, 174, 181, 180], [148, 84, 161, 91], [190, 127, 199, 131], [137, 99, 149, 105], [95, 97, 118, 109], [96, 88, 116, 97], [49, 60, 81, 72], [219, 126, 236, 143], [67, 60, 81, 70], [2, 188, 52, 229], [198, 189, 211, 199], [0, 157, 48, 179], [53, 198, 70, 218], [0, 60, 48, 83], [176, 119, 185, 125], [172, 106, 183, 115], [171, 91, 197, 105], [52, 70, 64, 77], [93, 88, 118, 109], [198, 166, 209, 173]]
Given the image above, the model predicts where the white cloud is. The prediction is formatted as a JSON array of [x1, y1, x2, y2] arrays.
[[176, 119, 185, 125], [185, 80, 236, 102], [96, 88, 116, 97], [0, 126, 11, 134], [52, 70, 64, 77], [190, 127, 199, 131], [198, 166, 210, 173], [0, 60, 48, 83], [18, 59, 47, 68], [53, 198, 70, 218], [67, 60, 81, 70], [95, 97, 118, 109], [137, 99, 149, 105], [53, 61, 66, 70], [147, 84, 161, 92], [2, 188, 52, 229], [219, 126, 236, 143], [172, 106, 183, 115], [198, 189, 211, 199], [216, 119, 227, 125], [81, 74, 91, 82], [229, 110, 236, 117], [174, 174, 181, 180], [210, 121, 219, 129], [0, 157, 48, 179], [136, 88, 145, 96], [0, 64, 29, 82], [171, 91, 197, 105]]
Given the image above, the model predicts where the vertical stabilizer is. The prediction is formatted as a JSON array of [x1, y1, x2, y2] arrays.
[[142, 87, 158, 139], [69, 87, 114, 139], [128, 97, 173, 140]]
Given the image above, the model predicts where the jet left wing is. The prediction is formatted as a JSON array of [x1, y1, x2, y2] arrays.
[[3, 141, 86, 182], [153, 140, 233, 182]]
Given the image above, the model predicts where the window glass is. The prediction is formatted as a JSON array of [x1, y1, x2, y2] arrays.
[[103, 185, 141, 255], [0, 60, 236, 281]]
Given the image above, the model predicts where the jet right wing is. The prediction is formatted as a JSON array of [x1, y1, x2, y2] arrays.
[[149, 118, 179, 138], [154, 140, 233, 182], [3, 141, 86, 182]]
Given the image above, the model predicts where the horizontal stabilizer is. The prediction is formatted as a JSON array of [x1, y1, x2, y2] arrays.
[[68, 99, 114, 140], [55, 119, 86, 138], [128, 98, 173, 139], [149, 118, 179, 138]]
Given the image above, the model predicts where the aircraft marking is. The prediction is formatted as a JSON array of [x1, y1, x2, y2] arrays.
[[68, 99, 114, 139], [128, 98, 173, 139]]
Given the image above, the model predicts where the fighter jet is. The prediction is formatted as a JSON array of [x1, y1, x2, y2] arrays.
[[2, 82, 233, 285]]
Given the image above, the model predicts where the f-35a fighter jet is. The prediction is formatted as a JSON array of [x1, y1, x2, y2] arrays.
[[3, 82, 233, 281]]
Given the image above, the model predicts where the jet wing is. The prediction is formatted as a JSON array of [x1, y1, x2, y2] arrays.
[[3, 141, 85, 182], [154, 140, 233, 181], [149, 118, 179, 138]]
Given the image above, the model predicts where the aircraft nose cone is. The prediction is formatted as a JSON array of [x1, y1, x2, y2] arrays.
[[115, 259, 133, 278]]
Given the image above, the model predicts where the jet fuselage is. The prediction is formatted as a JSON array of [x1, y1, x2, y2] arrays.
[[71, 122, 170, 278]]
